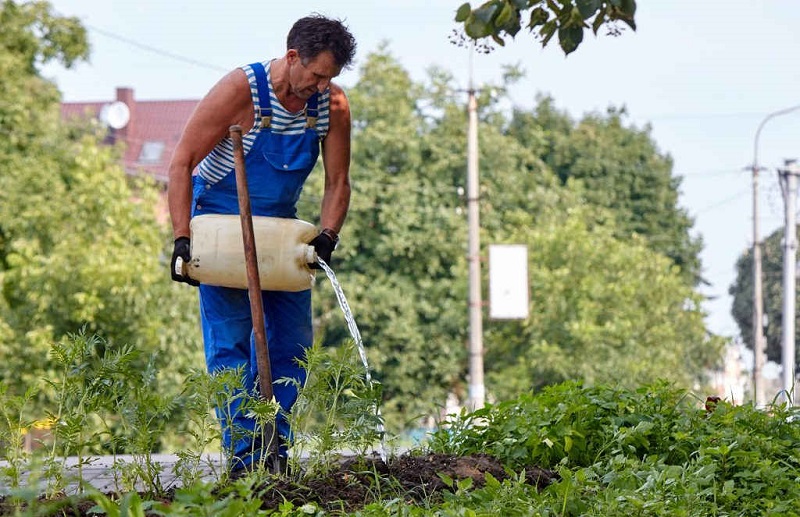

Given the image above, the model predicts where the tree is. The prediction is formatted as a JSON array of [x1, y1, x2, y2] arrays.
[[507, 100, 703, 284], [475, 98, 715, 397], [0, 0, 88, 398], [453, 0, 637, 54], [299, 49, 470, 428], [300, 48, 718, 429], [484, 203, 721, 400], [730, 226, 798, 371], [0, 1, 202, 439]]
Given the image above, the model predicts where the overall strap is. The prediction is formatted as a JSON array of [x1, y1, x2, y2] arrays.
[[250, 61, 272, 128], [305, 93, 319, 129]]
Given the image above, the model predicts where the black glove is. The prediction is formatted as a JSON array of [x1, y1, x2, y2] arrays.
[[309, 230, 337, 270], [171, 237, 200, 286]]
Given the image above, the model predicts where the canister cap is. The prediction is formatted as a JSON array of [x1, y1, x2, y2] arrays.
[[304, 245, 318, 266]]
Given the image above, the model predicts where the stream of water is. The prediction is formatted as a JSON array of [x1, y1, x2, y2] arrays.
[[318, 259, 387, 460]]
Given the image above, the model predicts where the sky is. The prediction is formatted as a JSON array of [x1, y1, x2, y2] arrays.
[[43, 0, 800, 343]]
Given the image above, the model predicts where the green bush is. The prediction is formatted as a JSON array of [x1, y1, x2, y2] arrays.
[[3, 350, 799, 515], [429, 381, 800, 516]]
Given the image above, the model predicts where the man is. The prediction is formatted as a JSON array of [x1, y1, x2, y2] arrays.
[[167, 15, 356, 475]]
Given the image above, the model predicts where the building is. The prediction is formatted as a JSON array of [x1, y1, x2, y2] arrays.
[[708, 343, 749, 404], [61, 87, 199, 222], [60, 87, 198, 184]]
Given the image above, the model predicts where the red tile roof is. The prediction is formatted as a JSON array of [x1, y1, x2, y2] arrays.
[[60, 88, 199, 183]]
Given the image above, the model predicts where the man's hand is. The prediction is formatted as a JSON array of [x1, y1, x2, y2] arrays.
[[309, 230, 337, 269], [171, 237, 200, 286]]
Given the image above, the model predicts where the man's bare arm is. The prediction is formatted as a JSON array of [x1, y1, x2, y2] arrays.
[[167, 69, 253, 239], [319, 84, 352, 234]]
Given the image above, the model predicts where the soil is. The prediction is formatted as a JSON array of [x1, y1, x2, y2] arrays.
[[0, 453, 558, 515], [256, 453, 558, 513]]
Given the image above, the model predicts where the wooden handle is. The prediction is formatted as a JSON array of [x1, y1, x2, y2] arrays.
[[230, 125, 274, 403], [230, 125, 281, 464]]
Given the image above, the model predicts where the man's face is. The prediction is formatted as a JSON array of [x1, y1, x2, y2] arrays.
[[287, 49, 341, 100]]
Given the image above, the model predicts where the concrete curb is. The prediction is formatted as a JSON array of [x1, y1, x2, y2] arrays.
[[0, 454, 223, 495]]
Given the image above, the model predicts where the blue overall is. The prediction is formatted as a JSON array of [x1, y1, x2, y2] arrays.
[[191, 61, 320, 467]]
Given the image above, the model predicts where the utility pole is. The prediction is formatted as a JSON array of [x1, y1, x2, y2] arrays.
[[778, 159, 799, 405], [466, 83, 484, 411], [464, 42, 484, 410], [750, 105, 800, 405], [751, 158, 766, 406]]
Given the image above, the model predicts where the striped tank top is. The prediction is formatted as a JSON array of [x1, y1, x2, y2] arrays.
[[197, 60, 331, 184]]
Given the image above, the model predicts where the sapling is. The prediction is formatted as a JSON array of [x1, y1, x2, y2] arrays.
[[285, 340, 385, 478], [47, 331, 109, 491], [239, 390, 281, 473], [111, 355, 176, 495], [0, 384, 37, 509], [171, 365, 260, 481], [205, 367, 254, 479], [47, 330, 156, 492], [171, 368, 228, 485]]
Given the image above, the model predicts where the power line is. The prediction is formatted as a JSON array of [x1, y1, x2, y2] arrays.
[[677, 169, 743, 179], [642, 111, 775, 122], [694, 188, 751, 215], [86, 24, 228, 73]]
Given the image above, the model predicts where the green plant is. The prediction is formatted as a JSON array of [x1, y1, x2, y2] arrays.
[[201, 366, 256, 478], [4, 339, 800, 516], [152, 479, 268, 516], [438, 472, 545, 516], [46, 330, 113, 491], [429, 381, 800, 516], [287, 340, 384, 478], [46, 330, 177, 495], [170, 368, 226, 486], [429, 381, 700, 469], [88, 490, 150, 517], [109, 354, 177, 496], [238, 392, 282, 473], [0, 385, 37, 491]]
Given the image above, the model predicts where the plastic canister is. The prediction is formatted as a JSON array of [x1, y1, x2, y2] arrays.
[[186, 214, 318, 291]]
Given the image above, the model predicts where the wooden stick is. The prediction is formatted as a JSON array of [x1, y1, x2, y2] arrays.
[[229, 124, 279, 462]]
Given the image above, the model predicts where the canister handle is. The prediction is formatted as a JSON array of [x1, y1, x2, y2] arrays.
[[174, 255, 186, 277]]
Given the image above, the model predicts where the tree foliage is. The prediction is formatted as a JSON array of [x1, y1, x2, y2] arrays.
[[454, 0, 636, 54], [300, 48, 717, 428], [485, 205, 719, 400], [301, 50, 470, 428], [509, 102, 703, 284], [1, 1, 713, 434], [730, 226, 798, 370], [0, 1, 202, 433]]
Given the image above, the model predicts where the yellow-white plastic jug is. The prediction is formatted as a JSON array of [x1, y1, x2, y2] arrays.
[[182, 214, 318, 291]]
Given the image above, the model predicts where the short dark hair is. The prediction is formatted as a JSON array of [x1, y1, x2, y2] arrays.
[[287, 15, 356, 69]]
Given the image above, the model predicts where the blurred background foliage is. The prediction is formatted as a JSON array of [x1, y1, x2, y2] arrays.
[[0, 1, 720, 442]]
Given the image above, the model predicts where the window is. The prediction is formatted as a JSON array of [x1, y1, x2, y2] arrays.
[[138, 141, 165, 164]]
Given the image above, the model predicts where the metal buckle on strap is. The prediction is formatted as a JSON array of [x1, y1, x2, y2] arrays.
[[260, 108, 273, 128], [304, 106, 318, 129]]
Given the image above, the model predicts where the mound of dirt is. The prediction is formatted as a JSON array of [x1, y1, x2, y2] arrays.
[[254, 452, 558, 512], [0, 453, 558, 515]]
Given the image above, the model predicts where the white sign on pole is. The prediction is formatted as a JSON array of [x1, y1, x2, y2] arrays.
[[488, 244, 529, 320]]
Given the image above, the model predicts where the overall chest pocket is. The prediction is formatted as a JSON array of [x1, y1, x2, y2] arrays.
[[261, 131, 319, 173]]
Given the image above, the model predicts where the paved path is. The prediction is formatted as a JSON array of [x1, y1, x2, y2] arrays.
[[0, 454, 224, 495], [0, 449, 393, 496]]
